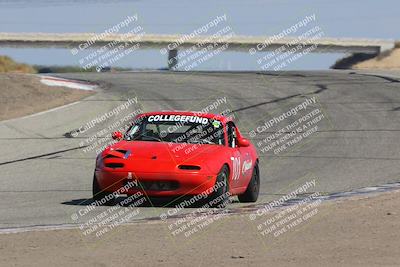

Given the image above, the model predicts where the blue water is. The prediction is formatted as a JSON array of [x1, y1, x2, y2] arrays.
[[0, 0, 399, 70]]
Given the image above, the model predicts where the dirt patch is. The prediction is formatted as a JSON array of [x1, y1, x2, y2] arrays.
[[350, 47, 400, 70], [0, 73, 93, 121], [0, 190, 399, 266]]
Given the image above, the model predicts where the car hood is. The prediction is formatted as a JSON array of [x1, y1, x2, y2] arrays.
[[103, 140, 222, 163]]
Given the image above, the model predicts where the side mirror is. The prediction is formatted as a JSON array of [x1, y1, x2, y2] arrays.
[[237, 137, 250, 147], [112, 131, 123, 140]]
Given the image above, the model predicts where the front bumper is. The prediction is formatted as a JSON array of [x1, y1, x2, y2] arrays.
[[95, 169, 217, 197]]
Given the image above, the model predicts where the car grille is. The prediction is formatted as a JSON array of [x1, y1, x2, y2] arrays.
[[123, 180, 179, 191]]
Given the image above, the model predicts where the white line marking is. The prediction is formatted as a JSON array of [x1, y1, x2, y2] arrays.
[[40, 75, 97, 91]]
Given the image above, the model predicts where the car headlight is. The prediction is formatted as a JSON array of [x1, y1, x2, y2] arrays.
[[95, 154, 104, 169]]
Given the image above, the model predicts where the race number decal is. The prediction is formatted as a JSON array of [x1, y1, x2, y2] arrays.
[[231, 157, 241, 180]]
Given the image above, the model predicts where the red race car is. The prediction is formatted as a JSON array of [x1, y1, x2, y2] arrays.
[[93, 111, 260, 207]]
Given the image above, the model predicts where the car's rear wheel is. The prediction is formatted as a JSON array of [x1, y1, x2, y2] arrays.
[[92, 174, 115, 205], [238, 162, 260, 203], [207, 165, 230, 208]]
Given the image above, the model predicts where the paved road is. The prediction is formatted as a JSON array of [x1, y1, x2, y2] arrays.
[[1, 70, 399, 229]]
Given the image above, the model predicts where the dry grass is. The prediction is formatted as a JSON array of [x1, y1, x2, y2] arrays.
[[0, 55, 36, 73], [353, 48, 400, 70]]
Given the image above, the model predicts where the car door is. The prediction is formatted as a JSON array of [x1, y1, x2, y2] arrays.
[[227, 122, 242, 189], [236, 128, 253, 188]]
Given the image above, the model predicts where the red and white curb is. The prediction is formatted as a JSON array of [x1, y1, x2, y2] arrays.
[[40, 76, 97, 90]]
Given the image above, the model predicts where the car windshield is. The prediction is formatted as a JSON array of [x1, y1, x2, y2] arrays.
[[124, 114, 225, 145]]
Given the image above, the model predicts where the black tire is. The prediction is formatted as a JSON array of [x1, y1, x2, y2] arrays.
[[238, 163, 260, 203], [207, 165, 230, 208], [92, 174, 115, 205]]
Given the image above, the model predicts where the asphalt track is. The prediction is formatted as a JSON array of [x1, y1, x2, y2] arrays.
[[1, 70, 400, 230]]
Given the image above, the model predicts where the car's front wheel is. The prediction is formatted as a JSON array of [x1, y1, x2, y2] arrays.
[[238, 162, 260, 203], [207, 165, 230, 208], [92, 174, 115, 205]]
